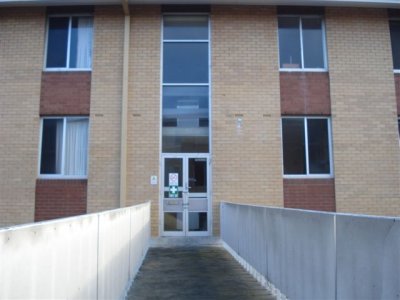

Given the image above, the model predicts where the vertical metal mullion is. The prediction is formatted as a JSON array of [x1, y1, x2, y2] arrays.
[[66, 17, 72, 68], [44, 18, 50, 70], [322, 18, 328, 69], [328, 118, 334, 176], [159, 18, 164, 237], [299, 17, 305, 69], [184, 157, 188, 236], [207, 155, 211, 235], [207, 16, 212, 235], [38, 119, 44, 176], [207, 15, 211, 156], [61, 118, 67, 176], [304, 118, 310, 175]]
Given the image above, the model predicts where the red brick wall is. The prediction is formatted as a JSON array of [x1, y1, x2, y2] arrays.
[[40, 72, 91, 115], [395, 74, 400, 115], [35, 179, 87, 221], [283, 179, 336, 212], [280, 72, 331, 115]]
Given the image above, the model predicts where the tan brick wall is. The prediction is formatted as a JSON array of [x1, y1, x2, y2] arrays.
[[326, 8, 400, 216], [0, 8, 45, 227], [87, 6, 124, 213], [211, 6, 283, 235], [127, 6, 161, 236]]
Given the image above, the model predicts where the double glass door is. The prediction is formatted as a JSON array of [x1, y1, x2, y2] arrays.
[[162, 155, 210, 236]]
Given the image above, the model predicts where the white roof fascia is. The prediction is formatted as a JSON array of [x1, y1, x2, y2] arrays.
[[0, 0, 399, 8]]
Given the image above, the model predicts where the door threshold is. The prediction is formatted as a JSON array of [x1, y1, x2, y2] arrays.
[[151, 236, 222, 248]]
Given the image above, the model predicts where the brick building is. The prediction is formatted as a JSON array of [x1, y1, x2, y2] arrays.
[[0, 0, 399, 236]]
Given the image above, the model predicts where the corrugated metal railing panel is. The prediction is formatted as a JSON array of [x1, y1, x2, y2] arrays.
[[221, 202, 400, 300], [0, 202, 151, 300]]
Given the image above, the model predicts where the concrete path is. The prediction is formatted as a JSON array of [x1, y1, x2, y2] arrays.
[[126, 246, 276, 300]]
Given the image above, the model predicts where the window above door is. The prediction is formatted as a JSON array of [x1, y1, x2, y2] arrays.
[[162, 15, 210, 154]]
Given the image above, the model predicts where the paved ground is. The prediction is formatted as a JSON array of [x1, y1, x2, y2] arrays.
[[126, 246, 276, 300]]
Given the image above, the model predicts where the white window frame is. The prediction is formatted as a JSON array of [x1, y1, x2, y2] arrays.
[[38, 116, 89, 179], [44, 14, 93, 72], [281, 116, 334, 179], [389, 18, 400, 73], [160, 13, 213, 236], [278, 15, 328, 72], [397, 118, 400, 143]]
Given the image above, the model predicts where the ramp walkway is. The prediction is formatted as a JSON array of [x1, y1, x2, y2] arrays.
[[126, 243, 275, 300]]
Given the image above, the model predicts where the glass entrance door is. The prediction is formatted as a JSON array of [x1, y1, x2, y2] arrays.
[[162, 155, 210, 236]]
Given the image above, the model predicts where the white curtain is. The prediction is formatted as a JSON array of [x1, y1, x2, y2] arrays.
[[64, 119, 88, 176], [76, 17, 93, 69], [55, 120, 63, 174]]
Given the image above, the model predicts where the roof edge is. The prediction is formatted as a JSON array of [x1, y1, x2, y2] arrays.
[[0, 0, 399, 8]]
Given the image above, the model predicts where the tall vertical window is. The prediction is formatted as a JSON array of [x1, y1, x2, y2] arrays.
[[40, 117, 89, 177], [162, 15, 210, 153], [389, 20, 400, 70], [278, 16, 327, 70], [46, 16, 93, 70], [282, 117, 332, 177]]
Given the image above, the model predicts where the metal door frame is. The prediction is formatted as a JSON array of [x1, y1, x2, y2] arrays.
[[160, 153, 211, 236]]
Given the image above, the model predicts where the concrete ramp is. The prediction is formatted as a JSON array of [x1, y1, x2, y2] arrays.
[[126, 246, 275, 300]]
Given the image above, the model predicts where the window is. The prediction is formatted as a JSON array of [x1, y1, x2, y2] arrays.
[[46, 16, 93, 70], [389, 20, 400, 70], [282, 117, 332, 177], [40, 117, 89, 177], [162, 15, 210, 153], [398, 118, 400, 138], [278, 16, 327, 70]]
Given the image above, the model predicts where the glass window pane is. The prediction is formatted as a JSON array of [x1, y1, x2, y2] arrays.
[[70, 17, 93, 69], [390, 20, 400, 70], [164, 158, 183, 189], [164, 16, 208, 40], [307, 119, 330, 174], [302, 18, 325, 69], [40, 119, 63, 174], [189, 158, 207, 193], [162, 86, 209, 153], [282, 118, 306, 175], [189, 212, 207, 231], [163, 42, 208, 83], [64, 119, 88, 176], [278, 17, 302, 69], [164, 213, 183, 231], [46, 17, 69, 68]]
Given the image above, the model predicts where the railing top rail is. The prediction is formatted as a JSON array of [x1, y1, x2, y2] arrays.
[[220, 201, 400, 221], [0, 201, 151, 233]]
